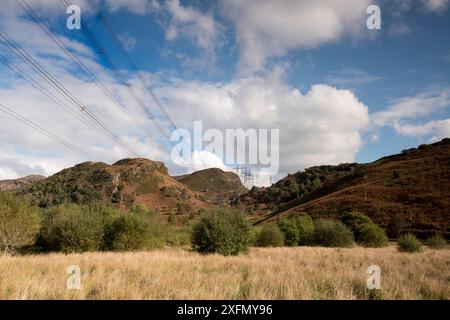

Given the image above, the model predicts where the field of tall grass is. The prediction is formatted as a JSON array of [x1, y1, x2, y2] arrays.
[[0, 245, 448, 299]]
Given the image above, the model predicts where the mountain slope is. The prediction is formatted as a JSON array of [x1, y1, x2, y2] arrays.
[[176, 168, 247, 204], [18, 158, 207, 219], [0, 174, 45, 191], [258, 138, 450, 238]]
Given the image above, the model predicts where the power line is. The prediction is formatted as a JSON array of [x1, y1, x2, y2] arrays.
[[61, 0, 171, 140], [0, 28, 141, 157], [0, 103, 100, 161], [87, 0, 177, 132], [0, 54, 110, 141], [15, 0, 155, 142]]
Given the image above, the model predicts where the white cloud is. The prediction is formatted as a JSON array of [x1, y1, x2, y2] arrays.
[[160, 0, 221, 52], [118, 33, 137, 52], [221, 0, 371, 73], [158, 65, 370, 174], [421, 0, 450, 12], [370, 87, 450, 142], [326, 67, 383, 87], [394, 118, 450, 141], [173, 150, 227, 173], [371, 87, 450, 127]]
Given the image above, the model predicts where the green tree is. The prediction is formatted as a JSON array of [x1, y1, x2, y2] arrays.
[[341, 211, 372, 231], [341, 212, 388, 247], [0, 193, 41, 253], [278, 217, 299, 246], [278, 214, 314, 246], [313, 219, 354, 247], [191, 207, 252, 255], [39, 203, 114, 253], [105, 212, 164, 251], [353, 222, 388, 247], [255, 224, 284, 247]]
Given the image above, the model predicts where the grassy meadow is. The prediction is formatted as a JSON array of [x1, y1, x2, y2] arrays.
[[0, 245, 449, 300]]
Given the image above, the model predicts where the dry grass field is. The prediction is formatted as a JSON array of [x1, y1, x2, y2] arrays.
[[0, 245, 449, 300]]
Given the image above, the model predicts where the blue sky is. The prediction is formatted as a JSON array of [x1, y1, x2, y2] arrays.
[[0, 0, 450, 183]]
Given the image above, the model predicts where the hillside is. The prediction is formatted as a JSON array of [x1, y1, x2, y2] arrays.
[[257, 138, 450, 238], [245, 163, 361, 208], [176, 168, 247, 204], [17, 158, 208, 220], [0, 174, 45, 191]]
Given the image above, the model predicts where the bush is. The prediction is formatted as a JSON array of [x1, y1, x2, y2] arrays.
[[278, 214, 314, 246], [341, 211, 372, 231], [293, 215, 315, 245], [313, 219, 354, 247], [427, 234, 447, 249], [341, 212, 388, 247], [39, 203, 114, 253], [277, 218, 299, 246], [191, 207, 252, 255], [353, 222, 389, 247], [255, 224, 284, 247], [0, 193, 41, 253], [398, 234, 422, 252], [105, 212, 165, 251], [165, 225, 191, 247]]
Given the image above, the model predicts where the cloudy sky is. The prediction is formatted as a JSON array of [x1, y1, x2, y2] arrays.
[[0, 0, 449, 183]]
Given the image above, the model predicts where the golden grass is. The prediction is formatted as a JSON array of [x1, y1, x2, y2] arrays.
[[0, 245, 449, 299]]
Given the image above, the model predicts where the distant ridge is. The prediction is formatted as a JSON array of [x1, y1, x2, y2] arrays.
[[0, 174, 45, 191]]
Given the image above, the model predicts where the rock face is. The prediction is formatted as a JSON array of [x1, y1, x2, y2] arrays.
[[0, 174, 45, 191]]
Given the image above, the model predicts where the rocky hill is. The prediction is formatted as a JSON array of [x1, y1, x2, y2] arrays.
[[0, 174, 45, 191], [176, 168, 247, 204], [256, 138, 450, 238], [17, 158, 208, 221]]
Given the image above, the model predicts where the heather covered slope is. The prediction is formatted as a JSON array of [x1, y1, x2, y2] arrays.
[[259, 138, 450, 238], [17, 158, 207, 219]]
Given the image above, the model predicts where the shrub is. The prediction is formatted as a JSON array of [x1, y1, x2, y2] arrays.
[[165, 225, 191, 247], [398, 234, 422, 252], [278, 217, 299, 246], [278, 214, 314, 246], [191, 207, 252, 255], [0, 193, 41, 253], [353, 222, 388, 247], [341, 211, 372, 231], [255, 224, 284, 247], [427, 234, 447, 249], [313, 219, 354, 247], [105, 212, 165, 251], [39, 203, 114, 253], [341, 212, 388, 247]]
